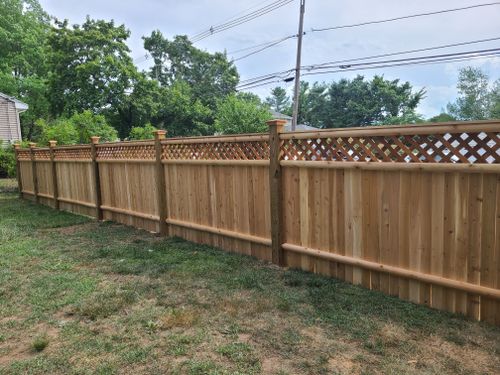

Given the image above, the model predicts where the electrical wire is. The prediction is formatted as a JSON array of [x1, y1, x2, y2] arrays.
[[304, 37, 500, 70], [236, 47, 500, 89], [227, 2, 500, 63], [190, 0, 295, 42], [311, 2, 500, 33]]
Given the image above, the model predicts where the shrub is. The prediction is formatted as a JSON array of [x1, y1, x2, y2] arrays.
[[70, 110, 118, 143], [129, 123, 158, 140], [39, 118, 79, 145], [0, 141, 17, 178]]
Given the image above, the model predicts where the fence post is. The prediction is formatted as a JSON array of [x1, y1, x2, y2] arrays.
[[49, 140, 59, 210], [29, 142, 39, 203], [90, 136, 102, 220], [154, 130, 168, 235], [13, 143, 23, 198], [267, 119, 287, 266]]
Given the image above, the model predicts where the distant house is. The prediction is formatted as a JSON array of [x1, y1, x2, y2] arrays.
[[0, 92, 28, 145], [269, 110, 318, 132]]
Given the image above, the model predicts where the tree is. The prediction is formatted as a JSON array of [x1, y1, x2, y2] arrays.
[[214, 93, 271, 134], [428, 113, 456, 123], [47, 18, 137, 117], [297, 81, 328, 127], [129, 124, 157, 140], [155, 81, 212, 137], [143, 32, 239, 110], [325, 75, 425, 128], [265, 87, 291, 113], [38, 118, 79, 145], [0, 0, 51, 139], [109, 73, 163, 138]]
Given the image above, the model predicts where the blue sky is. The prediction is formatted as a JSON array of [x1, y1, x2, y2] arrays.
[[39, 0, 500, 118]]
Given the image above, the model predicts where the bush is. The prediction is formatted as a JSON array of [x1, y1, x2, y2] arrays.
[[39, 118, 79, 145], [214, 94, 271, 134], [71, 110, 118, 143], [129, 123, 158, 140], [0, 141, 17, 178]]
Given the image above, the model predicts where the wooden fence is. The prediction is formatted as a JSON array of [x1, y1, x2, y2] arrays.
[[14, 120, 500, 325]]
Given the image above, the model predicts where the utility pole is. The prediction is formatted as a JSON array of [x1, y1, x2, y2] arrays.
[[291, 0, 305, 131]]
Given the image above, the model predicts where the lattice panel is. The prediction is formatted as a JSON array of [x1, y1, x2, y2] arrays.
[[33, 149, 51, 160], [97, 143, 155, 160], [17, 149, 31, 160], [54, 147, 92, 160], [282, 132, 500, 163], [162, 141, 270, 160]]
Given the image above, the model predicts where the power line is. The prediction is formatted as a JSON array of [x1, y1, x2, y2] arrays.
[[304, 36, 500, 70], [228, 2, 500, 63], [311, 2, 500, 33], [233, 35, 296, 61], [190, 0, 295, 42], [237, 52, 500, 90], [236, 47, 500, 89]]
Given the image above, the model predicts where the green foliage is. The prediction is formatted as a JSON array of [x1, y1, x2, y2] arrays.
[[38, 111, 117, 145], [428, 113, 457, 123], [157, 81, 212, 137], [32, 335, 49, 352], [39, 118, 79, 145], [214, 94, 271, 134], [70, 111, 118, 143], [129, 124, 157, 140], [47, 18, 137, 117], [0, 142, 17, 178], [265, 86, 291, 114], [324, 75, 425, 127], [380, 111, 425, 125], [446, 67, 498, 120], [143, 32, 239, 110], [0, 0, 51, 140], [109, 73, 162, 138]]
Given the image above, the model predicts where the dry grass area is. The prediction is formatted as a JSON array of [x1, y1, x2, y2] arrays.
[[0, 178, 499, 374]]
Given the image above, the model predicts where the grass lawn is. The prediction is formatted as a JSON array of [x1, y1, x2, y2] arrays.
[[0, 178, 499, 374]]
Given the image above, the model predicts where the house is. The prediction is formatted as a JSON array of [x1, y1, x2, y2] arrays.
[[270, 110, 318, 132], [0, 92, 28, 145]]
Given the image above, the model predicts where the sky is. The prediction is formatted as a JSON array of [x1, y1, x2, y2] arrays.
[[38, 0, 500, 118]]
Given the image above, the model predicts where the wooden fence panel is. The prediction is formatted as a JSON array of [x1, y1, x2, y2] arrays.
[[165, 163, 271, 260], [19, 160, 33, 197], [55, 161, 95, 217], [99, 162, 158, 232]]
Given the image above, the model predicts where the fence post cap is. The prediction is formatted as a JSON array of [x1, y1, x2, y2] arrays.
[[90, 136, 101, 144], [28, 142, 36, 148], [13, 143, 21, 149], [267, 119, 287, 132], [154, 130, 167, 140], [49, 140, 58, 147]]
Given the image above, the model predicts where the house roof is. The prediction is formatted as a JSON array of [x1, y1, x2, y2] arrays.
[[284, 124, 318, 132], [0, 92, 29, 112], [270, 110, 292, 120]]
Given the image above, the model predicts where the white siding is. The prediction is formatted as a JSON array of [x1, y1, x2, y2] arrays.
[[0, 97, 21, 143]]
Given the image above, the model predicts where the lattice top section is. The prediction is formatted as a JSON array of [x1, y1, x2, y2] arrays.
[[162, 140, 270, 160], [54, 146, 92, 160], [17, 149, 31, 161], [33, 149, 51, 160], [97, 143, 155, 160], [281, 130, 500, 164]]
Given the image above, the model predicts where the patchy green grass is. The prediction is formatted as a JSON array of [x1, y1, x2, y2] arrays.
[[0, 178, 499, 374]]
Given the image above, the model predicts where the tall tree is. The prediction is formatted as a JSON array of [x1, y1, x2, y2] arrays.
[[143, 32, 239, 110], [447, 67, 494, 120], [325, 75, 424, 128], [265, 87, 291, 114], [47, 17, 137, 117], [0, 0, 50, 139]]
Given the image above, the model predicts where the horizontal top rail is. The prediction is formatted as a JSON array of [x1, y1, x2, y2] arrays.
[[279, 120, 500, 140], [163, 133, 269, 144]]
